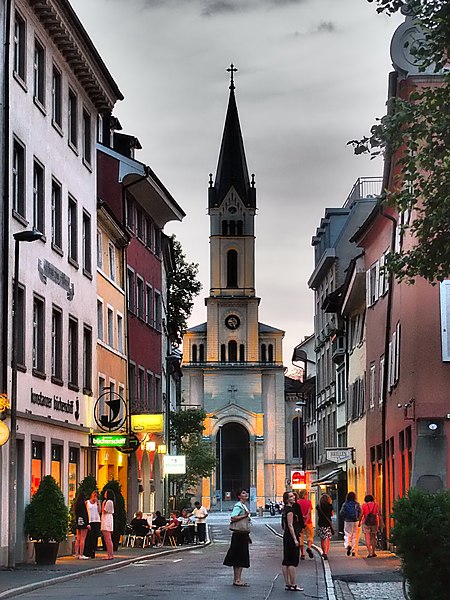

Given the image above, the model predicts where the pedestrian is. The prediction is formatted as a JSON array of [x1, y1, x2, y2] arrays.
[[83, 490, 101, 558], [101, 488, 115, 560], [282, 490, 304, 592], [193, 500, 208, 543], [358, 494, 381, 558], [339, 491, 361, 557], [297, 490, 314, 560], [316, 493, 334, 560], [73, 491, 90, 559], [223, 488, 251, 587]]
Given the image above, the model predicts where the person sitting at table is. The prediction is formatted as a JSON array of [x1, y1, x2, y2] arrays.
[[155, 511, 180, 546], [179, 508, 194, 544], [129, 511, 150, 542], [150, 511, 166, 546]]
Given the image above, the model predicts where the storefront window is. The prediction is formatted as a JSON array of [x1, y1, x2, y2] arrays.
[[68, 447, 79, 503], [31, 441, 44, 496], [51, 444, 62, 488]]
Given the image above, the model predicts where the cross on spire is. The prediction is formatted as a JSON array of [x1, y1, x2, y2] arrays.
[[228, 385, 238, 403], [227, 63, 238, 90]]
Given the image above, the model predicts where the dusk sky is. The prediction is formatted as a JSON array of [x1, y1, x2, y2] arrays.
[[71, 0, 403, 361]]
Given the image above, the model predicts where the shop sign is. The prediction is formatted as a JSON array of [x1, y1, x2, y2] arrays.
[[91, 434, 128, 447], [31, 389, 79, 419], [0, 421, 10, 446], [131, 413, 164, 433], [163, 455, 186, 475], [291, 470, 306, 490], [326, 447, 354, 463]]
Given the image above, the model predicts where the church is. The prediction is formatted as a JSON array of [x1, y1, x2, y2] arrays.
[[181, 66, 287, 511]]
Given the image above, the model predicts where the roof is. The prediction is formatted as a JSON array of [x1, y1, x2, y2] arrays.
[[185, 322, 207, 334], [185, 321, 284, 335]]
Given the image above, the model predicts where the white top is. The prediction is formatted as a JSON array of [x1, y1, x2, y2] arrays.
[[193, 506, 208, 524], [86, 499, 101, 523], [101, 499, 114, 532]]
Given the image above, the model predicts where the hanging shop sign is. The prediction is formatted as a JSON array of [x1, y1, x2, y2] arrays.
[[91, 434, 128, 448], [163, 455, 186, 475], [325, 447, 354, 463], [94, 390, 127, 432], [0, 421, 10, 447], [291, 470, 306, 490], [131, 413, 164, 434]]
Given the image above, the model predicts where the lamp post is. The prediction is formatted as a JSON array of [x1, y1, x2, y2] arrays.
[[8, 229, 41, 568], [218, 425, 223, 512]]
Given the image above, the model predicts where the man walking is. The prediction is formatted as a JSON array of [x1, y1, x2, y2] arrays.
[[193, 501, 208, 543], [297, 490, 314, 559]]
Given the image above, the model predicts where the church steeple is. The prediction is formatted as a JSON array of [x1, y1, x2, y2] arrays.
[[209, 64, 256, 209]]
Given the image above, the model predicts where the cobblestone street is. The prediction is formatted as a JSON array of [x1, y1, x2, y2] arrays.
[[335, 580, 405, 600]]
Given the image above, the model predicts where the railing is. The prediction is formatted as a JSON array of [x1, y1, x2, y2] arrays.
[[183, 361, 284, 368], [344, 177, 382, 207]]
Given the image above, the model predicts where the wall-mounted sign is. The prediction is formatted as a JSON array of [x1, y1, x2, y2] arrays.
[[38, 259, 74, 300], [291, 470, 306, 490], [0, 421, 10, 446], [94, 390, 127, 432], [31, 389, 79, 420], [326, 447, 354, 463], [131, 413, 164, 434], [163, 455, 186, 475], [91, 434, 128, 447]]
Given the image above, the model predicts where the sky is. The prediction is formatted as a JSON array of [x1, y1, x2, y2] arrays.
[[71, 0, 403, 362]]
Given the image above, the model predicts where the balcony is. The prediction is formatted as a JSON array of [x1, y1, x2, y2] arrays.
[[332, 335, 345, 364]]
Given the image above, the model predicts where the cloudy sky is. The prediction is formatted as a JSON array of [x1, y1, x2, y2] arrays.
[[72, 0, 402, 360]]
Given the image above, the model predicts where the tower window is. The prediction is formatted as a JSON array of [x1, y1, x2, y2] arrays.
[[192, 344, 197, 363], [220, 344, 226, 362], [229, 221, 236, 236], [261, 344, 267, 362], [293, 416, 301, 459], [227, 250, 238, 287], [228, 340, 237, 362], [237, 221, 243, 235], [199, 344, 205, 362], [268, 344, 274, 362], [222, 220, 228, 235], [239, 344, 245, 362]]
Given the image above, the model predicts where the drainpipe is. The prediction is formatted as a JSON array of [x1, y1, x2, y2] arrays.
[[2, 0, 12, 393]]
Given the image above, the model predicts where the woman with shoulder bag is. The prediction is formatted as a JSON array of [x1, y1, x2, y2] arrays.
[[282, 491, 304, 592], [358, 494, 381, 558], [316, 493, 334, 560], [223, 489, 251, 587], [73, 491, 90, 559]]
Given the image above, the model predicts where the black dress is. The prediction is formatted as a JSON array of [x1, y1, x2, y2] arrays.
[[223, 503, 250, 568], [282, 505, 302, 567]]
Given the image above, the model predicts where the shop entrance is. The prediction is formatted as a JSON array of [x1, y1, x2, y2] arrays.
[[216, 422, 250, 502]]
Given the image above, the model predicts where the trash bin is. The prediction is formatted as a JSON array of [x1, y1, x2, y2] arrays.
[[258, 506, 264, 517]]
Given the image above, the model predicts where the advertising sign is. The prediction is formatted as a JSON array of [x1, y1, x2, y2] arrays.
[[291, 470, 306, 490], [0, 421, 10, 447], [91, 434, 128, 447], [326, 447, 354, 463], [163, 455, 186, 475], [131, 413, 164, 433]]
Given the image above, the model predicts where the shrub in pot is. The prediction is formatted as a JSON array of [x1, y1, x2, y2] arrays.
[[101, 479, 126, 550], [24, 475, 69, 564], [391, 488, 450, 600]]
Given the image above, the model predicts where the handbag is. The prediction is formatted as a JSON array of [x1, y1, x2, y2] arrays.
[[229, 502, 251, 533], [318, 504, 335, 535]]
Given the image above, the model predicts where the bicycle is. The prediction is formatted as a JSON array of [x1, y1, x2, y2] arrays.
[[402, 572, 411, 599]]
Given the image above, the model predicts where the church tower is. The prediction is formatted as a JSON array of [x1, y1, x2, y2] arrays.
[[182, 66, 286, 511]]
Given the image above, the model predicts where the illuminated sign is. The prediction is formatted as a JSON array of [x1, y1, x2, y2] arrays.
[[131, 413, 164, 433], [163, 455, 186, 474], [0, 421, 10, 447], [91, 434, 127, 447], [291, 470, 306, 490]]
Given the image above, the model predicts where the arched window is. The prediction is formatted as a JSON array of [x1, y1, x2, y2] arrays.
[[220, 344, 226, 362], [268, 344, 274, 362], [229, 221, 236, 236], [237, 220, 243, 235], [199, 344, 205, 362], [292, 416, 301, 459], [239, 344, 245, 362], [228, 340, 237, 362], [261, 344, 267, 362], [227, 250, 238, 287], [192, 344, 197, 363], [222, 220, 228, 235]]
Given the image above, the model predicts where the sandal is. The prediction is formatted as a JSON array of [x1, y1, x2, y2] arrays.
[[289, 585, 304, 592], [233, 582, 249, 587]]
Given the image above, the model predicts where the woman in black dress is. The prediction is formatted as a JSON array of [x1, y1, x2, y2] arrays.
[[282, 491, 304, 592], [73, 491, 90, 559], [223, 489, 251, 587], [316, 493, 334, 560]]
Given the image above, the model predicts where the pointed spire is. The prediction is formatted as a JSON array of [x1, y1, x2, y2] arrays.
[[208, 64, 256, 209]]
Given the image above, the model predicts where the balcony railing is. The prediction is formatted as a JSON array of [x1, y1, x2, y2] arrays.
[[344, 177, 382, 207]]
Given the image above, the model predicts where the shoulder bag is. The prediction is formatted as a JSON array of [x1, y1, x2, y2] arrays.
[[229, 502, 251, 533]]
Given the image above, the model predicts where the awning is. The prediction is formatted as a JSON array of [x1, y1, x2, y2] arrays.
[[310, 468, 343, 487]]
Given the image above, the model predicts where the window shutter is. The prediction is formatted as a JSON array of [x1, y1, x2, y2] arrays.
[[394, 322, 401, 383], [440, 281, 450, 361], [375, 260, 380, 302], [366, 269, 371, 307], [379, 254, 385, 297], [387, 340, 393, 389]]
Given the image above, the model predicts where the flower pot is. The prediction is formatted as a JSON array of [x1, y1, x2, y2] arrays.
[[34, 541, 59, 565]]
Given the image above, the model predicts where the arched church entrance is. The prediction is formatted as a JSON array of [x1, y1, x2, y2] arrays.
[[217, 422, 250, 504]]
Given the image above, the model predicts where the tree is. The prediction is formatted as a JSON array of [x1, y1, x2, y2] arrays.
[[350, 1, 450, 283], [169, 409, 216, 505], [167, 236, 202, 345]]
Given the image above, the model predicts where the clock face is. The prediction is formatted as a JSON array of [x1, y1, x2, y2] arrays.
[[225, 315, 240, 330]]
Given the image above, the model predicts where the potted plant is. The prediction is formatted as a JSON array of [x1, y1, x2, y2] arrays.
[[24, 475, 69, 565], [101, 479, 126, 551]]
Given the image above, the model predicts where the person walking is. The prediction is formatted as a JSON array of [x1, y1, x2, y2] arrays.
[[358, 494, 381, 558], [282, 491, 304, 592], [316, 493, 334, 560], [83, 490, 101, 558], [73, 491, 90, 559], [193, 500, 208, 543], [340, 491, 361, 557], [223, 489, 251, 587], [101, 488, 115, 560], [297, 490, 314, 560]]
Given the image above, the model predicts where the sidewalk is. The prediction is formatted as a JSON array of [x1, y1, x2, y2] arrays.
[[0, 541, 208, 599]]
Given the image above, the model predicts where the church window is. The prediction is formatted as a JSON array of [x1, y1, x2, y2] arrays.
[[268, 344, 274, 362], [222, 220, 228, 235], [228, 340, 237, 362], [237, 220, 243, 235], [293, 416, 301, 459], [227, 250, 238, 287], [220, 344, 226, 362], [229, 221, 236, 236], [192, 344, 197, 363], [239, 344, 245, 362], [261, 344, 267, 362], [199, 344, 205, 362]]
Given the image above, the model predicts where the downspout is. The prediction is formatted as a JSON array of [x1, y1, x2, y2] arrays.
[[2, 0, 12, 393], [380, 70, 399, 548]]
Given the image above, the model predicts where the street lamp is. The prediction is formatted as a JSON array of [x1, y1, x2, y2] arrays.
[[8, 229, 41, 568], [218, 425, 223, 512]]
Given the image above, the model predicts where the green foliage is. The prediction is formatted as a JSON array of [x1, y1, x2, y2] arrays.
[[167, 236, 202, 345], [169, 409, 216, 496], [24, 475, 69, 543], [391, 488, 450, 600], [69, 475, 97, 534], [101, 479, 127, 535], [350, 1, 450, 283]]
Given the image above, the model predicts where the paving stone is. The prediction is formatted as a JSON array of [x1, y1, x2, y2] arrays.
[[348, 581, 404, 600]]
